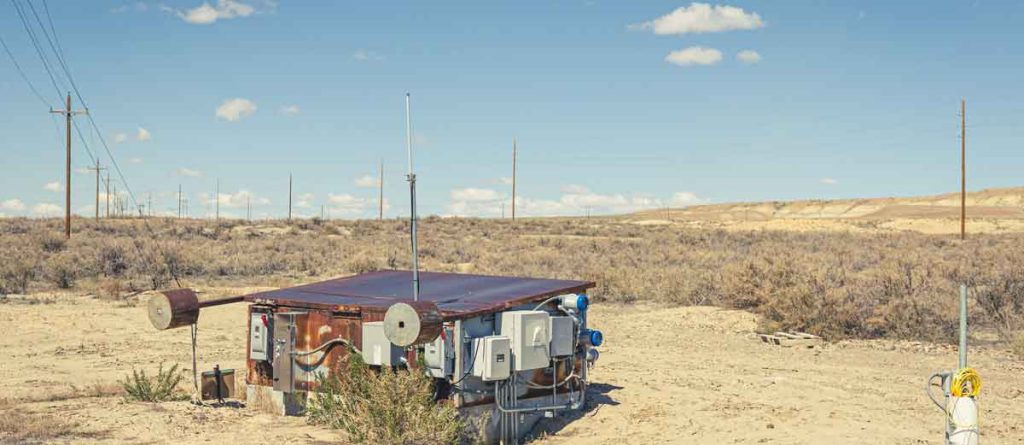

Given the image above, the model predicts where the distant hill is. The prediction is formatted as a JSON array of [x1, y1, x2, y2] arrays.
[[625, 187, 1024, 234]]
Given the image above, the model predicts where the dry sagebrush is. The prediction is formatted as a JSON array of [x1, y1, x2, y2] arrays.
[[2, 216, 1023, 343]]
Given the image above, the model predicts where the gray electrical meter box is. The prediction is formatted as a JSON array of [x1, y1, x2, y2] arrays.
[[362, 321, 405, 367], [500, 310, 552, 371], [250, 312, 270, 362], [423, 328, 453, 378], [472, 335, 511, 381], [549, 316, 574, 357]]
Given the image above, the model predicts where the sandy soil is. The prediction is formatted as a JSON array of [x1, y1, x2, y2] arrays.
[[2, 292, 1023, 444]]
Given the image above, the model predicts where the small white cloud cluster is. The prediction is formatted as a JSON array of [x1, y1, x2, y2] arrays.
[[43, 181, 61, 192], [200, 190, 270, 209], [177, 167, 203, 177], [176, 0, 255, 25], [327, 193, 387, 216], [352, 49, 384, 62], [632, 3, 764, 68], [216, 98, 257, 122]]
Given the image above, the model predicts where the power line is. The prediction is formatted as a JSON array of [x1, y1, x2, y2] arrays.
[[0, 33, 51, 106], [10, 0, 66, 98]]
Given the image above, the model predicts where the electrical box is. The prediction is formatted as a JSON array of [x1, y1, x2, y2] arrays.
[[424, 328, 453, 378], [472, 335, 511, 381], [549, 316, 574, 357], [500, 310, 551, 371], [250, 312, 271, 362], [361, 321, 404, 367], [273, 312, 297, 392]]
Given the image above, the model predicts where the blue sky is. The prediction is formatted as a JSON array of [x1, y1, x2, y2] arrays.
[[2, 1, 1023, 219]]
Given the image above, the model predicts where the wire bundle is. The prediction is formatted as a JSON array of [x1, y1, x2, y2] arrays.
[[950, 367, 982, 398]]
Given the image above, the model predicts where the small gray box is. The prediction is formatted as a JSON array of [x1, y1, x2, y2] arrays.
[[362, 322, 404, 367], [250, 312, 270, 362], [424, 328, 453, 378], [549, 316, 574, 357], [472, 335, 511, 381]]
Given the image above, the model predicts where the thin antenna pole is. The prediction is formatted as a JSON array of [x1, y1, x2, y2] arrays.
[[178, 184, 182, 219], [961, 98, 966, 241], [288, 173, 293, 222], [247, 195, 251, 221], [379, 159, 384, 221], [511, 138, 517, 221], [215, 178, 220, 220], [406, 93, 420, 301]]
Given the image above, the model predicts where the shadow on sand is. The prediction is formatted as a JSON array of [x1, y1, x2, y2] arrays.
[[526, 382, 623, 441]]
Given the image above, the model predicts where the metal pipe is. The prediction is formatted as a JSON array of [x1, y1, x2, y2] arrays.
[[405, 93, 420, 301], [959, 284, 968, 369]]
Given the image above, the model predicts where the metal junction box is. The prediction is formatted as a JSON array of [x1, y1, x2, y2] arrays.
[[424, 328, 454, 378], [250, 312, 271, 362], [472, 335, 511, 381], [361, 321, 404, 367], [500, 310, 551, 371], [549, 316, 574, 357], [273, 312, 299, 392]]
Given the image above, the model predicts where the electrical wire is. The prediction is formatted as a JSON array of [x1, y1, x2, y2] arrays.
[[0, 32, 51, 106], [951, 367, 981, 398]]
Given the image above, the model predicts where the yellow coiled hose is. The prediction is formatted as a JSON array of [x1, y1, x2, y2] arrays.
[[950, 367, 982, 398]]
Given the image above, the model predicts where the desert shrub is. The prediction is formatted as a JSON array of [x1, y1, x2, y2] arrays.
[[120, 363, 185, 402], [0, 253, 38, 294], [345, 254, 383, 275], [45, 252, 80, 289], [0, 411, 77, 443], [1013, 334, 1024, 360], [98, 244, 129, 277], [307, 356, 466, 444], [36, 232, 66, 253]]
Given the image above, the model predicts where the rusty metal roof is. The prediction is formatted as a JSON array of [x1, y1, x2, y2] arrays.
[[242, 270, 594, 320]]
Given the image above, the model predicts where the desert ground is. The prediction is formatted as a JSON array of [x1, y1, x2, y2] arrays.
[[4, 188, 1024, 443], [2, 288, 1023, 444]]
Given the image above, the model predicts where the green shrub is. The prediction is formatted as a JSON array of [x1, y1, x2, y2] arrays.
[[120, 363, 186, 402], [307, 355, 466, 445]]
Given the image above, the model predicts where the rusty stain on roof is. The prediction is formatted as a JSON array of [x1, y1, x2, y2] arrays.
[[242, 270, 594, 320]]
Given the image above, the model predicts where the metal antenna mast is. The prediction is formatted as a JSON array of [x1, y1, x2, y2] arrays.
[[406, 93, 420, 301], [960, 99, 967, 241], [511, 137, 517, 221]]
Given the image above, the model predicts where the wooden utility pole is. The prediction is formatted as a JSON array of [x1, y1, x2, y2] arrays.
[[50, 93, 87, 238], [177, 184, 182, 219], [379, 160, 384, 221], [147, 193, 153, 218], [87, 159, 105, 220], [511, 138, 517, 221], [105, 173, 111, 218], [960, 99, 967, 241], [288, 173, 293, 222]]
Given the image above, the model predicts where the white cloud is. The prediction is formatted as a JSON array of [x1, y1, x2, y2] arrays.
[[327, 194, 376, 216], [136, 127, 152, 141], [354, 175, 377, 188], [295, 192, 314, 209], [669, 192, 704, 207], [129, 157, 143, 164], [43, 181, 61, 192], [737, 49, 761, 64], [665, 46, 722, 67], [176, 0, 255, 25], [280, 105, 300, 116], [736, 49, 762, 64], [113, 133, 128, 144], [111, 2, 148, 13], [352, 49, 384, 62], [32, 203, 62, 217], [497, 177, 513, 185], [216, 98, 257, 122], [451, 188, 501, 202], [0, 198, 26, 211], [631, 3, 764, 35], [201, 190, 270, 209], [177, 167, 202, 177], [820, 178, 838, 185]]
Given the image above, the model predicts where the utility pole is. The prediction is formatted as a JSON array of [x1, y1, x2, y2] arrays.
[[511, 137, 517, 221], [288, 173, 293, 222], [50, 93, 87, 239], [961, 98, 967, 241], [147, 193, 153, 218], [215, 178, 220, 221], [379, 159, 384, 221], [105, 174, 111, 218], [177, 184, 182, 219], [87, 159, 105, 220], [247, 195, 251, 221]]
